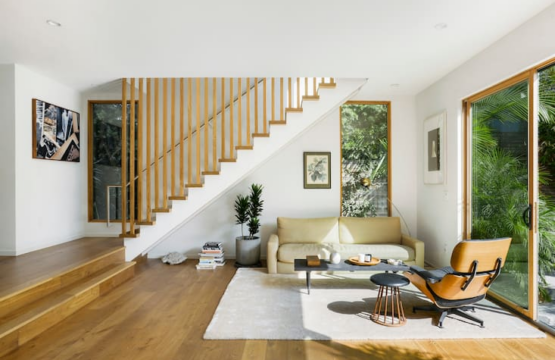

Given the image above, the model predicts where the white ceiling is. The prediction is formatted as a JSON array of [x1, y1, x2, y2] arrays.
[[1, 0, 554, 94]]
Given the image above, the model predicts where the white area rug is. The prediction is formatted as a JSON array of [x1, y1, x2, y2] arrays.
[[204, 268, 546, 340]]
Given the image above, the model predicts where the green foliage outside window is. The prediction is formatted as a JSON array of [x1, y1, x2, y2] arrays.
[[471, 66, 555, 302], [341, 104, 389, 217]]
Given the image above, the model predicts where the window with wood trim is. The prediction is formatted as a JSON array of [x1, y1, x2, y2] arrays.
[[88, 101, 136, 221], [340, 101, 391, 217]]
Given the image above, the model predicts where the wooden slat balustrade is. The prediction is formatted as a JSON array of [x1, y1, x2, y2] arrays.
[[118, 77, 335, 237]]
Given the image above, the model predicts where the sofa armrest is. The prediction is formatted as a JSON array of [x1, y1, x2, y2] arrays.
[[267, 234, 279, 274], [401, 234, 425, 267]]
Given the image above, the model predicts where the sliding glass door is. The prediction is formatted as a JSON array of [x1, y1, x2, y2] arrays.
[[537, 64, 555, 330], [465, 58, 555, 329], [466, 74, 536, 316], [469, 78, 532, 310]]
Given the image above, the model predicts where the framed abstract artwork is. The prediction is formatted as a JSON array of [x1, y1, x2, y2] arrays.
[[32, 98, 80, 162], [303, 152, 331, 189], [424, 111, 446, 184]]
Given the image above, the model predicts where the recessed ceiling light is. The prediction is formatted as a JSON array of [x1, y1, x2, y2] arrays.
[[46, 19, 61, 27], [434, 23, 448, 30]]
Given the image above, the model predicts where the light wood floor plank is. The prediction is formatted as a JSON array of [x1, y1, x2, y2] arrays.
[[2, 259, 554, 360]]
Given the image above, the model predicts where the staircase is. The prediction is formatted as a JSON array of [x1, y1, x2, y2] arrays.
[[0, 238, 134, 357], [106, 77, 366, 260]]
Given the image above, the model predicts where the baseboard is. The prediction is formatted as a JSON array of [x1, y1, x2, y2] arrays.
[[0, 249, 16, 256], [147, 252, 268, 261]]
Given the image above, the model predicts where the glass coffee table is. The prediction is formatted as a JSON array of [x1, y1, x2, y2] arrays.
[[294, 258, 409, 294]]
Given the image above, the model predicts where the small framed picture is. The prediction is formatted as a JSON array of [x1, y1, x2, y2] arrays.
[[424, 111, 446, 184], [303, 152, 331, 189]]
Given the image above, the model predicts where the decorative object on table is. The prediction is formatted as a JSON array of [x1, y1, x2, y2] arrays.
[[197, 242, 225, 270], [357, 253, 365, 262], [330, 252, 341, 264], [424, 111, 446, 184], [387, 259, 403, 266], [347, 256, 380, 266], [365, 254, 372, 262], [32, 99, 80, 162], [306, 255, 321, 267], [234, 184, 264, 267], [161, 251, 187, 265], [303, 152, 331, 189]]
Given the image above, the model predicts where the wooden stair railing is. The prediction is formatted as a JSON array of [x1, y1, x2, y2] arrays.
[[118, 77, 336, 237]]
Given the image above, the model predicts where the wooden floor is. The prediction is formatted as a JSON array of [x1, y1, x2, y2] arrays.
[[2, 259, 555, 360], [0, 237, 123, 297]]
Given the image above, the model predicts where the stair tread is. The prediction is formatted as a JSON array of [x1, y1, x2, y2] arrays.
[[0, 243, 125, 301], [0, 262, 134, 335]]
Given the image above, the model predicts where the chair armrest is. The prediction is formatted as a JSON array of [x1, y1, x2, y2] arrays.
[[401, 234, 425, 267], [409, 265, 454, 284], [267, 234, 279, 274]]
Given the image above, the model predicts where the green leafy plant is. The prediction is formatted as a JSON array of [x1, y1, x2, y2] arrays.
[[234, 184, 264, 239], [234, 195, 250, 238], [471, 73, 555, 302], [341, 104, 389, 217]]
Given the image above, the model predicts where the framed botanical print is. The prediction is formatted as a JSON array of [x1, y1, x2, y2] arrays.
[[303, 152, 331, 189]]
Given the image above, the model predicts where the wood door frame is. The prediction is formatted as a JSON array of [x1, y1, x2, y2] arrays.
[[461, 62, 553, 320]]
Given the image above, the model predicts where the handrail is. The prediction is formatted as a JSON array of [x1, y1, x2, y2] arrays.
[[113, 77, 335, 232], [104, 79, 264, 227]]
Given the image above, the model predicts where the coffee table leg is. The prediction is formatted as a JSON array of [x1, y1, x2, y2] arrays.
[[307, 271, 311, 295]]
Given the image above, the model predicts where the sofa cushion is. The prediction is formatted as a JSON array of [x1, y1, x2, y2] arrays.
[[277, 217, 339, 244], [339, 217, 401, 244], [331, 243, 415, 262], [278, 243, 333, 263]]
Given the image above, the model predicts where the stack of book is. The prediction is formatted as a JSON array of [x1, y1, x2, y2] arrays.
[[196, 242, 225, 270]]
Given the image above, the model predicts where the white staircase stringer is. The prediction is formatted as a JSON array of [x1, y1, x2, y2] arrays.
[[124, 78, 368, 261]]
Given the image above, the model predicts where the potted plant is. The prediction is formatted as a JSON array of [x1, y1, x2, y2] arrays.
[[234, 184, 264, 266]]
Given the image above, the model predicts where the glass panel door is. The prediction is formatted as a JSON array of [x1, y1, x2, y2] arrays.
[[470, 79, 530, 309], [538, 64, 555, 329]]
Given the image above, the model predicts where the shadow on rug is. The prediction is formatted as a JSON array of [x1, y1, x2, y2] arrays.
[[204, 268, 545, 340]]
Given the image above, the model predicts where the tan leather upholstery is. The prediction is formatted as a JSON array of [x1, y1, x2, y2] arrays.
[[267, 216, 425, 274], [277, 217, 339, 244], [339, 217, 401, 244]]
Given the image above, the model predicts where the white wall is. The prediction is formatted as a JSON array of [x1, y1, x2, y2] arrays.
[[351, 92, 418, 237], [416, 5, 555, 267], [149, 91, 418, 259], [13, 65, 84, 254], [0, 64, 17, 255]]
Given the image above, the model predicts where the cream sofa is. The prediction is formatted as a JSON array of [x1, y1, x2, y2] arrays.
[[267, 216, 424, 274]]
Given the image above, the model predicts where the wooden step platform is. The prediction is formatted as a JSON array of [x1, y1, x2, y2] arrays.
[[0, 238, 135, 357]]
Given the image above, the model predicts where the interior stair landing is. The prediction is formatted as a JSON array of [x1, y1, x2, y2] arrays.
[[0, 238, 135, 357]]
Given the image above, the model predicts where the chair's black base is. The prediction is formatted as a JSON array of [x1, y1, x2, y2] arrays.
[[413, 304, 484, 328]]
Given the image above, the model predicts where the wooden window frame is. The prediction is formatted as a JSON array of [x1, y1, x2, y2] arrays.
[[340, 101, 392, 217]]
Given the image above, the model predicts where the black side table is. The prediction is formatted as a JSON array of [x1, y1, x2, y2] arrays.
[[370, 273, 410, 327]]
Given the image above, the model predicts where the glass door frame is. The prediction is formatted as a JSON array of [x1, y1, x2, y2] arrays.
[[463, 70, 539, 320]]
